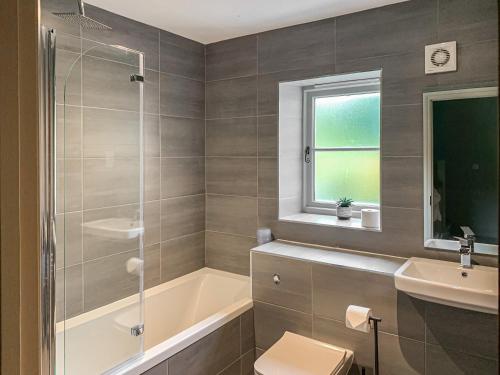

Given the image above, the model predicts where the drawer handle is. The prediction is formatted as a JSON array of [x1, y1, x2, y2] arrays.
[[273, 274, 281, 285]]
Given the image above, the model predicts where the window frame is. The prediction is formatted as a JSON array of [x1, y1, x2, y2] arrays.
[[302, 78, 382, 217]]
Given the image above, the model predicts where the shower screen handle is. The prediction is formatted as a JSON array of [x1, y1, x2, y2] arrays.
[[40, 27, 57, 375]]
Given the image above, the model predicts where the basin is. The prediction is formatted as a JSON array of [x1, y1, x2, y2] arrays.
[[394, 257, 498, 314]]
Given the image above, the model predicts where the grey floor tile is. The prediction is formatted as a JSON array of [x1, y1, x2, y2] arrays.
[[426, 344, 498, 375]]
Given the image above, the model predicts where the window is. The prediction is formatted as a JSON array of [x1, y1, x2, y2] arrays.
[[303, 77, 381, 216]]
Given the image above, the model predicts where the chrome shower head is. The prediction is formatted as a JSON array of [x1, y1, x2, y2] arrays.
[[52, 0, 112, 31]]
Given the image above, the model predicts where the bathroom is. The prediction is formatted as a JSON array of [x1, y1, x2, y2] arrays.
[[0, 0, 498, 374]]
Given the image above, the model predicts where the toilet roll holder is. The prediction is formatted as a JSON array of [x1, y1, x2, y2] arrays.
[[361, 316, 382, 375]]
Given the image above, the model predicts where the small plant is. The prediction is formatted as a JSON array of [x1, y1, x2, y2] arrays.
[[336, 197, 354, 207]]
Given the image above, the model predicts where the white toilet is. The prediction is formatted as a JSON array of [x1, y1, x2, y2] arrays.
[[254, 332, 354, 375]]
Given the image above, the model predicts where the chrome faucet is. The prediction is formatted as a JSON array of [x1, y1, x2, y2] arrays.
[[456, 226, 475, 269]]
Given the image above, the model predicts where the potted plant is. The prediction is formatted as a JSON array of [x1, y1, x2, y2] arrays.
[[336, 197, 353, 220]]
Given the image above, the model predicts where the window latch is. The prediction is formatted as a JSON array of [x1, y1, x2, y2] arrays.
[[304, 146, 311, 164]]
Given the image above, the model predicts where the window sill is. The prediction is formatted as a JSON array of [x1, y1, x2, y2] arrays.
[[279, 212, 381, 232]]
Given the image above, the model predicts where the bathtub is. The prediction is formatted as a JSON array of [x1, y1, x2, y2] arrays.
[[56, 268, 252, 375]]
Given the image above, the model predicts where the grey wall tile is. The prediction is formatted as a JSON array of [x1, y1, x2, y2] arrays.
[[312, 264, 425, 341], [161, 157, 205, 198], [254, 301, 312, 350], [160, 73, 205, 118], [83, 249, 140, 311], [145, 157, 161, 202], [207, 157, 258, 196], [241, 309, 255, 354], [56, 212, 83, 269], [145, 115, 161, 157], [56, 264, 83, 322], [206, 35, 258, 81], [381, 105, 423, 157], [162, 195, 205, 240], [436, 40, 499, 88], [56, 158, 82, 213], [160, 31, 204, 81], [336, 0, 436, 62], [161, 117, 205, 157], [437, 0, 498, 44], [83, 107, 140, 158], [55, 49, 81, 106], [381, 157, 423, 209], [258, 198, 278, 229], [83, 4, 160, 71], [258, 116, 277, 157], [206, 118, 257, 157], [206, 77, 257, 119], [205, 231, 256, 276], [144, 201, 161, 246], [425, 302, 498, 359], [313, 316, 425, 375], [83, 56, 141, 111], [426, 344, 498, 375], [142, 360, 168, 375], [145, 69, 160, 115], [168, 317, 240, 375], [258, 19, 335, 75], [257, 67, 334, 115], [258, 158, 277, 198], [252, 253, 312, 314], [206, 195, 257, 237], [336, 52, 437, 107], [56, 104, 81, 158], [161, 232, 205, 281], [82, 204, 139, 261], [144, 244, 161, 289], [83, 158, 139, 209]]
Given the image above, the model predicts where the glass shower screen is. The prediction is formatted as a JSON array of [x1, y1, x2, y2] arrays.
[[54, 33, 145, 374]]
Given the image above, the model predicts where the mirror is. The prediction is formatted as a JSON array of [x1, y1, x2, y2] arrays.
[[424, 87, 498, 255]]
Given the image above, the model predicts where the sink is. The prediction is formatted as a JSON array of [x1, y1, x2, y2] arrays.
[[83, 218, 144, 240], [394, 257, 498, 314]]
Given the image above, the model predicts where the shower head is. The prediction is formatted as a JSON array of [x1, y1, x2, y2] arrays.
[[53, 0, 112, 31]]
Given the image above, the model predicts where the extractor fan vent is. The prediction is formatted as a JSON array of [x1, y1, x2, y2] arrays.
[[425, 41, 457, 74]]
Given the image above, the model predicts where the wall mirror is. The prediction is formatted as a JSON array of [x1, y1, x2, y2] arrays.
[[424, 87, 498, 255]]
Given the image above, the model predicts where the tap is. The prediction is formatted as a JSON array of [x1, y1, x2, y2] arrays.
[[456, 227, 475, 268]]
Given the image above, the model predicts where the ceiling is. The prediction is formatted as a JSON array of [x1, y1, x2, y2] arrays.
[[85, 0, 408, 44]]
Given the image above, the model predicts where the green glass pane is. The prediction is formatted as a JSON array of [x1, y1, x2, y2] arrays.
[[315, 151, 380, 204], [314, 93, 380, 148]]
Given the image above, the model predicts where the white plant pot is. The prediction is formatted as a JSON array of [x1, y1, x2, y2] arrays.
[[337, 206, 352, 220]]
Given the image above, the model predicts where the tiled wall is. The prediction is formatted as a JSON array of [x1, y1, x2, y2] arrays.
[[204, 0, 499, 274], [251, 249, 498, 374], [142, 309, 255, 375], [42, 0, 206, 320]]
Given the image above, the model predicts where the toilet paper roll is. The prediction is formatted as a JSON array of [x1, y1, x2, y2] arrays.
[[361, 209, 380, 229], [126, 257, 143, 276], [345, 305, 372, 333]]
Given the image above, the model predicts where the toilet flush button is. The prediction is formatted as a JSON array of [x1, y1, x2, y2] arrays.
[[273, 274, 281, 285]]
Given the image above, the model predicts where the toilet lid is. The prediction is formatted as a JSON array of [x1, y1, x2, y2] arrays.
[[254, 332, 347, 375]]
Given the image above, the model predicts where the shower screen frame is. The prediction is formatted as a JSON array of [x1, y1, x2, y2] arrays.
[[40, 26, 146, 375]]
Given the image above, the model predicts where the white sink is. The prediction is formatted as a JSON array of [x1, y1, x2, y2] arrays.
[[83, 218, 144, 240], [394, 257, 498, 314]]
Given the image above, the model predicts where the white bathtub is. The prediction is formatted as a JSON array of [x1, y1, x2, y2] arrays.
[[56, 268, 252, 375]]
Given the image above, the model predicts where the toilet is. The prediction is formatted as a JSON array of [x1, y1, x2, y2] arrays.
[[254, 332, 354, 375]]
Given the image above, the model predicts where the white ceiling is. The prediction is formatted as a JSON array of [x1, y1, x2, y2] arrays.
[[86, 0, 408, 44]]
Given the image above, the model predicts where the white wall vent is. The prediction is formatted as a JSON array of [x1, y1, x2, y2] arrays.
[[425, 41, 457, 74]]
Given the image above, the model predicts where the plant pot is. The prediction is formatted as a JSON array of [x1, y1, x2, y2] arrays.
[[337, 206, 352, 220]]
